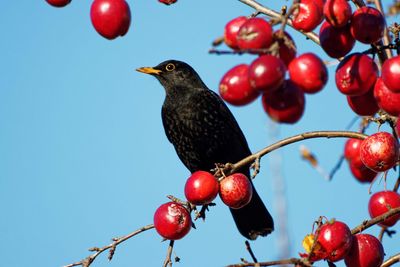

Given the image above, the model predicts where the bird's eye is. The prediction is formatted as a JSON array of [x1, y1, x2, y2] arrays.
[[165, 63, 175, 71]]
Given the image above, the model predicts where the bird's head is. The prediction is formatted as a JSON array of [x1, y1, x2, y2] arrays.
[[136, 60, 205, 92]]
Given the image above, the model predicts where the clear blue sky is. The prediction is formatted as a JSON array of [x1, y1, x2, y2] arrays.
[[0, 1, 398, 267]]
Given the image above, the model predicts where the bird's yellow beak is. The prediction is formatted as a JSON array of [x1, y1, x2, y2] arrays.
[[136, 67, 162, 75]]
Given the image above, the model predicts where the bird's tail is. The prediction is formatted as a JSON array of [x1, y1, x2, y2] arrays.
[[229, 182, 274, 240]]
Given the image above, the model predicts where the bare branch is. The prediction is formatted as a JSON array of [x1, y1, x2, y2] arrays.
[[163, 240, 175, 267], [226, 257, 311, 267], [381, 253, 400, 267], [351, 207, 400, 234], [228, 131, 368, 175], [63, 224, 155, 267]]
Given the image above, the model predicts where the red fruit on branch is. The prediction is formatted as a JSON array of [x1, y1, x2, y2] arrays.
[[344, 234, 384, 267], [236, 18, 273, 52], [90, 0, 131, 40], [261, 80, 305, 124], [158, 0, 177, 5], [319, 21, 355, 58], [219, 173, 253, 209], [184, 171, 219, 205], [369, 191, 400, 227], [316, 220, 353, 262], [46, 0, 71, 7], [224, 16, 248, 50], [360, 132, 399, 172], [323, 0, 352, 28], [373, 77, 400, 116], [248, 55, 286, 92], [335, 53, 378, 96], [292, 0, 323, 32], [153, 202, 192, 240], [274, 30, 297, 66], [348, 160, 377, 183], [381, 55, 400, 93], [346, 88, 379, 116], [344, 138, 362, 161], [350, 6, 385, 44], [288, 53, 328, 94], [219, 64, 259, 106]]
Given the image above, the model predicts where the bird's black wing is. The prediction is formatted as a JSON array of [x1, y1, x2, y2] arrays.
[[161, 86, 251, 173]]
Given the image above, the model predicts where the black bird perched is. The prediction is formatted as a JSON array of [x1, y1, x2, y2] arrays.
[[137, 60, 274, 240]]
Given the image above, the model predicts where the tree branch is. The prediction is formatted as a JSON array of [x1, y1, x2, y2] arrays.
[[63, 224, 155, 267], [226, 257, 311, 267], [381, 253, 400, 267], [351, 207, 400, 234], [228, 131, 368, 175]]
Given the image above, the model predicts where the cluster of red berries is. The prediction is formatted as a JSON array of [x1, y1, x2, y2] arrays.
[[344, 132, 399, 183], [217, 0, 400, 125], [301, 188, 400, 267], [219, 15, 329, 124], [46, 0, 131, 40], [302, 220, 385, 267], [153, 171, 253, 240]]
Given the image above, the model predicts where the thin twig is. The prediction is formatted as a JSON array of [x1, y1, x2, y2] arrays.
[[245, 240, 258, 263], [351, 207, 400, 234], [63, 224, 155, 267], [226, 257, 311, 267], [374, 0, 393, 59], [381, 253, 400, 267], [227, 131, 368, 175], [163, 240, 175, 267], [238, 0, 320, 45]]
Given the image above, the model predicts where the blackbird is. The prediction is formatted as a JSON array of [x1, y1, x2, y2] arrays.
[[137, 60, 274, 240]]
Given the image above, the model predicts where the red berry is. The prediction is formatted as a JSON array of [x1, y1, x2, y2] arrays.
[[350, 6, 385, 44], [262, 80, 305, 124], [248, 55, 286, 92], [323, 0, 352, 27], [219, 64, 259, 106], [360, 132, 399, 172], [314, 0, 326, 10], [219, 173, 253, 209], [288, 53, 328, 94], [224, 16, 248, 50], [335, 53, 378, 96], [316, 220, 353, 262], [348, 160, 377, 183], [292, 0, 323, 32], [344, 138, 363, 161], [184, 171, 219, 205], [344, 234, 384, 267], [90, 0, 131, 40], [153, 202, 192, 240], [374, 77, 400, 116], [158, 0, 177, 5], [274, 30, 297, 66], [236, 18, 273, 52], [346, 87, 379, 116], [381, 55, 400, 93], [319, 21, 355, 58], [369, 191, 400, 227], [46, 0, 71, 7]]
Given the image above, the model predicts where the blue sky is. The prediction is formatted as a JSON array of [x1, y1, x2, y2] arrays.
[[0, 1, 399, 267]]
